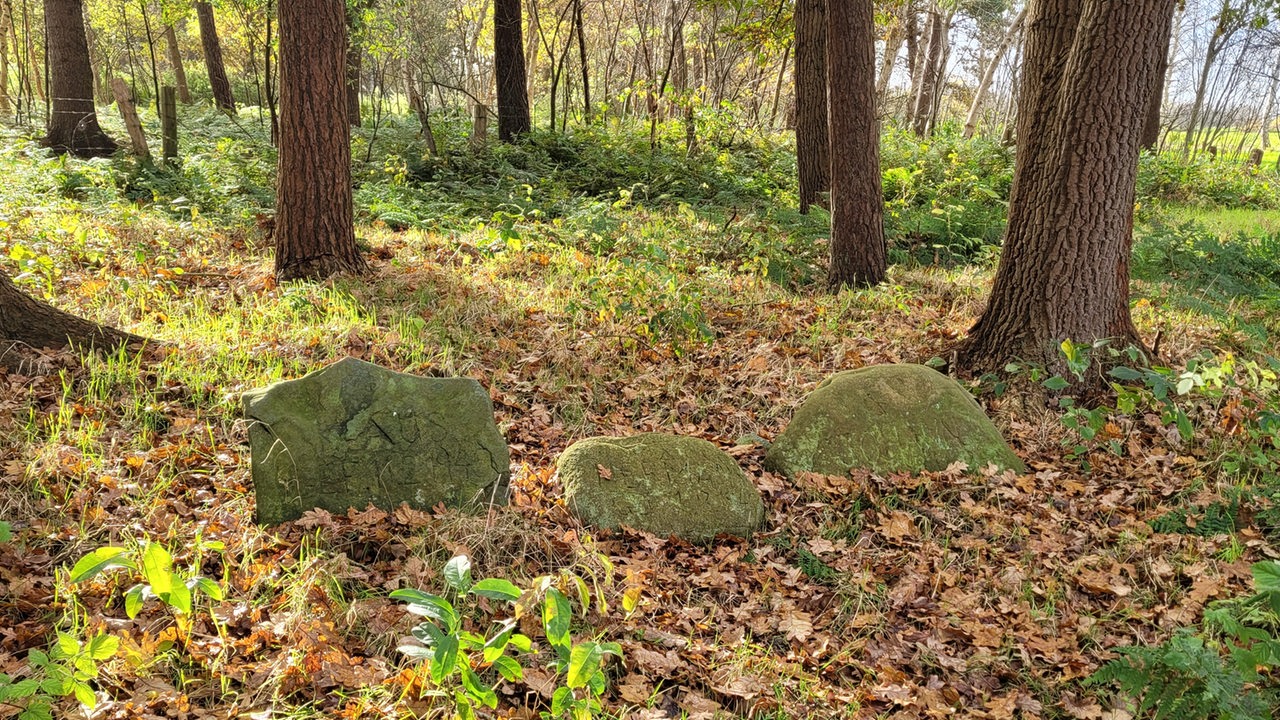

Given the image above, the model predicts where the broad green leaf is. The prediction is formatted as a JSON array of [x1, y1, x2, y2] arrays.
[[430, 632, 459, 684], [492, 655, 523, 682], [1042, 376, 1070, 392], [588, 669, 606, 695], [551, 686, 573, 716], [483, 619, 517, 663], [5, 679, 39, 699], [56, 633, 81, 656], [124, 585, 146, 619], [164, 577, 193, 614], [1253, 561, 1280, 592], [141, 544, 174, 596], [1108, 366, 1144, 382], [470, 578, 522, 602], [443, 555, 472, 592], [71, 680, 96, 709], [573, 577, 591, 615], [87, 634, 119, 661], [0, 521, 11, 543], [508, 634, 533, 653], [567, 642, 604, 689], [455, 691, 475, 720], [460, 664, 498, 708], [543, 588, 572, 652], [69, 547, 134, 583], [391, 589, 458, 628], [193, 577, 224, 601], [396, 644, 433, 660]]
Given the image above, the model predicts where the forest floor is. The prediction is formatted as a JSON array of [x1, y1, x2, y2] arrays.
[[1, 116, 1280, 720]]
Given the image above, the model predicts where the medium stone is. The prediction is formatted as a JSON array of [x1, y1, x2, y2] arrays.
[[558, 433, 764, 541], [765, 364, 1024, 478], [243, 357, 509, 524]]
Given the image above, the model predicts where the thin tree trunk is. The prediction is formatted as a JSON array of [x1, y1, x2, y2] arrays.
[[275, 0, 366, 281], [795, 0, 828, 214], [495, 0, 531, 140], [960, 0, 1176, 375], [164, 24, 191, 103], [876, 9, 905, 102], [827, 0, 885, 289], [963, 8, 1026, 139], [195, 1, 234, 112], [912, 3, 948, 137], [574, 0, 589, 120], [44, 0, 116, 156]]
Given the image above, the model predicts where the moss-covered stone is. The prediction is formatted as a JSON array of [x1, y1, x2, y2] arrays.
[[765, 364, 1024, 478], [243, 357, 510, 524], [558, 434, 764, 541]]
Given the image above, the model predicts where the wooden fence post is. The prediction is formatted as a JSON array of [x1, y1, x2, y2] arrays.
[[109, 78, 149, 159], [161, 86, 178, 160], [471, 103, 488, 150]]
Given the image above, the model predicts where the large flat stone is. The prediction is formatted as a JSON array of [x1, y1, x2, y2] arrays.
[[243, 357, 509, 524]]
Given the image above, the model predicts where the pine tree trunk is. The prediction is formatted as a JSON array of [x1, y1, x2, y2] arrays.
[[795, 0, 829, 214], [494, 0, 530, 141], [43, 0, 116, 157], [165, 24, 191, 103], [195, 1, 234, 113], [346, 44, 362, 126], [827, 0, 885, 289], [0, 270, 139, 349], [959, 0, 1177, 374], [275, 0, 366, 281]]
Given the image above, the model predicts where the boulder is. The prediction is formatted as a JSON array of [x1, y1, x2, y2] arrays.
[[243, 357, 510, 524], [765, 364, 1024, 478], [558, 433, 764, 541]]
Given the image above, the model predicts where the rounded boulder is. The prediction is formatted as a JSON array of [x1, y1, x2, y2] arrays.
[[558, 433, 765, 541], [765, 364, 1024, 478]]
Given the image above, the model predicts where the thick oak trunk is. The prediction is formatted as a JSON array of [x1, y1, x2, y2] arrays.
[[960, 0, 1177, 374], [0, 270, 139, 349], [195, 2, 234, 113], [795, 0, 829, 214], [43, 0, 116, 157], [494, 0, 530, 141], [275, 0, 366, 281], [827, 0, 885, 289]]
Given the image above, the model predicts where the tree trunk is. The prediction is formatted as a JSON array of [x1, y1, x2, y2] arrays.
[[959, 0, 1177, 375], [0, 270, 139, 349], [795, 0, 829, 214], [195, 1, 235, 113], [1140, 3, 1176, 152], [827, 0, 885, 289], [876, 8, 906, 102], [164, 24, 192, 103], [275, 0, 366, 281], [495, 0, 531, 141], [43, 0, 116, 157], [346, 44, 362, 126], [911, 4, 949, 137], [963, 8, 1026, 139]]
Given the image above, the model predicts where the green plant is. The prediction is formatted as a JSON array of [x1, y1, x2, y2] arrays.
[[69, 541, 225, 629], [1087, 561, 1280, 719], [0, 631, 120, 719], [391, 555, 622, 720]]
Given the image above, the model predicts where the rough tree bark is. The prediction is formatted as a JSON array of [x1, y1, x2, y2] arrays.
[[275, 0, 367, 281], [164, 24, 192, 103], [195, 1, 235, 113], [795, 0, 829, 214], [963, 8, 1026, 139], [959, 0, 1177, 374], [495, 0, 531, 141], [827, 0, 885, 289], [0, 270, 139, 349], [43, 0, 116, 157]]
